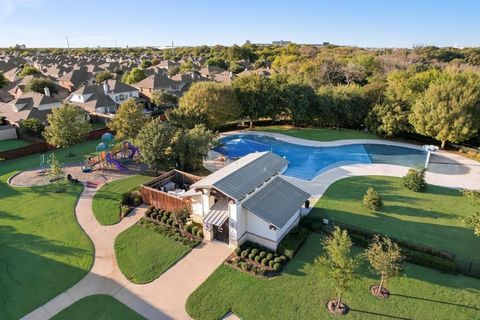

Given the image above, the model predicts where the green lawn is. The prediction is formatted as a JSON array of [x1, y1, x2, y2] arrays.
[[51, 295, 145, 320], [187, 233, 480, 320], [0, 139, 100, 319], [0, 138, 31, 152], [253, 125, 380, 141], [310, 176, 480, 264], [92, 175, 152, 225], [115, 224, 191, 284]]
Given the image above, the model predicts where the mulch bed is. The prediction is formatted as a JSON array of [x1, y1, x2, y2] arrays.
[[327, 299, 349, 315], [370, 285, 391, 299]]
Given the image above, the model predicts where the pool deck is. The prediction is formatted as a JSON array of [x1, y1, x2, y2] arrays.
[[209, 130, 480, 204]]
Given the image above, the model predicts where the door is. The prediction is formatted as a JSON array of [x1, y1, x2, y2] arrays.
[[213, 219, 229, 244]]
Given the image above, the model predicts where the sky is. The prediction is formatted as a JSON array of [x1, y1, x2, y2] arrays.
[[0, 0, 479, 48]]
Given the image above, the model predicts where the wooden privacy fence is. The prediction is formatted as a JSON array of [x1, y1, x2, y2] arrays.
[[141, 170, 203, 212], [0, 127, 110, 161]]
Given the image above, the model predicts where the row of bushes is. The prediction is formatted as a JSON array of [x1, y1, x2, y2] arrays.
[[145, 207, 204, 238], [230, 242, 289, 276], [277, 225, 311, 259], [138, 218, 201, 248], [345, 229, 457, 274]]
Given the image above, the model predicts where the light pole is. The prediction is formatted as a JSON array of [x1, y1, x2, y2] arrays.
[[423, 145, 439, 169]]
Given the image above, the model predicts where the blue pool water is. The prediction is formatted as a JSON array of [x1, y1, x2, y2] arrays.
[[214, 134, 428, 180]]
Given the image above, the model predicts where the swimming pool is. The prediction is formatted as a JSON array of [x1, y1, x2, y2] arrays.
[[214, 134, 428, 180]]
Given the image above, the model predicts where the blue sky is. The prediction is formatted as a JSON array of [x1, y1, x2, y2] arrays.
[[0, 0, 479, 48]]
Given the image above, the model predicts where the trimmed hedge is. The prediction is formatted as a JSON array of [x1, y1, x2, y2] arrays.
[[277, 225, 311, 259], [299, 215, 323, 232]]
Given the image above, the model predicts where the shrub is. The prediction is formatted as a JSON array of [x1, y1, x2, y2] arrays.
[[120, 205, 131, 218], [161, 216, 168, 223], [131, 190, 143, 206], [266, 253, 273, 260], [278, 225, 310, 259], [259, 251, 267, 258], [241, 262, 250, 271], [279, 255, 287, 261], [363, 187, 383, 210], [256, 268, 266, 276], [273, 263, 281, 271], [151, 211, 159, 220], [172, 221, 179, 228], [234, 247, 241, 256], [299, 215, 323, 232], [254, 255, 261, 263], [197, 229, 204, 238], [145, 207, 154, 217], [460, 189, 480, 203], [274, 257, 282, 263], [241, 250, 249, 258], [261, 258, 268, 266], [185, 224, 194, 233], [269, 260, 275, 268], [248, 253, 256, 260], [404, 249, 456, 274], [191, 226, 199, 235], [251, 248, 259, 255], [166, 218, 174, 226], [403, 168, 427, 192]]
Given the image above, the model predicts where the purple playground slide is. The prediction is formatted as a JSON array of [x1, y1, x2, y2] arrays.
[[106, 153, 127, 171], [128, 143, 139, 159]]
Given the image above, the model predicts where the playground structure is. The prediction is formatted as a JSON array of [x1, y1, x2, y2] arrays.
[[82, 133, 139, 173]]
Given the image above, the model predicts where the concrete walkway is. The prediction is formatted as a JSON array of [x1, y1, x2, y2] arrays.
[[22, 177, 231, 320]]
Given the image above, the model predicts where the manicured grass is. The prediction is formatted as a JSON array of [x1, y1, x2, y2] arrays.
[[310, 176, 480, 264], [115, 224, 191, 284], [0, 140, 100, 319], [254, 125, 380, 141], [187, 233, 480, 320], [51, 295, 145, 320], [0, 138, 31, 152], [92, 175, 152, 225]]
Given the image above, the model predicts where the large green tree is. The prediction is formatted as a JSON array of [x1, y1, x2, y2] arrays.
[[121, 67, 147, 84], [107, 99, 145, 141], [24, 77, 58, 95], [172, 124, 217, 171], [233, 74, 276, 128], [410, 71, 480, 149], [169, 82, 241, 129], [95, 71, 113, 83], [43, 103, 92, 156], [136, 118, 176, 174], [0, 71, 8, 87], [150, 90, 178, 108], [18, 64, 40, 78]]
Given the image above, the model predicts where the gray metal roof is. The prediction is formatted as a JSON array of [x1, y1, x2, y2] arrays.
[[192, 152, 288, 201], [242, 177, 310, 228]]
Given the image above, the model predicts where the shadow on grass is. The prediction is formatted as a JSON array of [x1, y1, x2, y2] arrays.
[[390, 293, 479, 311], [349, 308, 413, 320]]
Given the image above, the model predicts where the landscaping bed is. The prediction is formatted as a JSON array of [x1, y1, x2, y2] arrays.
[[253, 125, 380, 141]]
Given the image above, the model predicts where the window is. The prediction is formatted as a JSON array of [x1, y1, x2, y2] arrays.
[[115, 96, 119, 102], [119, 94, 125, 101]]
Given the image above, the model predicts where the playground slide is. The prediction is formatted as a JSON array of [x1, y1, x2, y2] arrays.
[[128, 143, 139, 159], [106, 153, 127, 171]]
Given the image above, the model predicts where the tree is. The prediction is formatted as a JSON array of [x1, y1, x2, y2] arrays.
[[317, 227, 361, 314], [121, 67, 147, 84], [171, 82, 240, 129], [24, 77, 58, 95], [409, 71, 480, 149], [462, 212, 480, 236], [281, 82, 317, 126], [43, 104, 91, 156], [0, 71, 8, 87], [364, 235, 403, 297], [402, 168, 427, 192], [18, 64, 40, 78], [363, 187, 383, 211], [150, 90, 178, 109], [95, 71, 113, 83], [47, 153, 65, 192], [140, 59, 153, 69], [233, 74, 276, 128], [172, 124, 217, 171], [19, 118, 44, 138], [136, 119, 176, 174], [107, 99, 144, 141]]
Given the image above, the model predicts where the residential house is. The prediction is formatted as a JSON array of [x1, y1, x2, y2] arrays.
[[199, 65, 234, 84], [132, 75, 183, 98], [58, 67, 94, 91], [184, 152, 310, 250], [0, 91, 61, 126]]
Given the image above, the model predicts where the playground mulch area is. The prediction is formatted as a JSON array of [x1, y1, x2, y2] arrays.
[[8, 162, 148, 187]]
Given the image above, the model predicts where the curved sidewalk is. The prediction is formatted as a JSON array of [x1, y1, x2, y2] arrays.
[[22, 178, 231, 320]]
